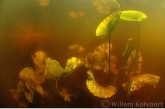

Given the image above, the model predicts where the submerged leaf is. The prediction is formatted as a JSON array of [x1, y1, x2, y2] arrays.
[[125, 50, 142, 77], [124, 74, 160, 95], [44, 57, 82, 80], [36, 0, 49, 6], [86, 70, 117, 98], [82, 43, 117, 73], [24, 82, 34, 103], [102, 0, 120, 9], [122, 38, 133, 56], [19, 67, 45, 85], [59, 88, 72, 102], [31, 51, 47, 74], [120, 10, 147, 21], [96, 11, 121, 37], [44, 58, 67, 80], [121, 38, 135, 68], [65, 57, 82, 72], [92, 0, 120, 15]]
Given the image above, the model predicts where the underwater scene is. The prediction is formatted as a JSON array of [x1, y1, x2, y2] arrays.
[[0, 0, 165, 108]]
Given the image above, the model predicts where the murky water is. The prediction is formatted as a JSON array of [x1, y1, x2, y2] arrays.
[[0, 0, 165, 107]]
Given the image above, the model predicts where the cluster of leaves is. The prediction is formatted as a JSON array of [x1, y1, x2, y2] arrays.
[[10, 10, 160, 107], [83, 10, 160, 99], [10, 51, 82, 107]]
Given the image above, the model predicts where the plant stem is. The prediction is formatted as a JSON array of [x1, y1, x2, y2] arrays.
[[125, 21, 140, 79], [108, 33, 111, 85]]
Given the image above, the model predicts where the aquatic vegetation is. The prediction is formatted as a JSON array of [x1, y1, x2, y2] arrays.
[[85, 9, 159, 100], [92, 0, 120, 15], [10, 67, 46, 104], [10, 51, 82, 106], [96, 11, 121, 85], [86, 70, 117, 98], [121, 38, 135, 68], [44, 58, 68, 80], [9, 7, 160, 107], [69, 11, 84, 20], [122, 38, 133, 56], [123, 74, 160, 95], [59, 88, 72, 102], [31, 51, 47, 74], [69, 44, 85, 53], [65, 57, 83, 73], [120, 10, 147, 75], [82, 43, 117, 74], [120, 10, 147, 21], [36, 0, 49, 6], [96, 11, 121, 37], [19, 67, 46, 92]]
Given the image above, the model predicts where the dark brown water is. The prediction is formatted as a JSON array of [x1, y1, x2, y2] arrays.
[[0, 0, 165, 107]]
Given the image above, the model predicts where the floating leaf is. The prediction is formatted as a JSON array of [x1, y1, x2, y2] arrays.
[[124, 74, 160, 95], [120, 10, 147, 21], [96, 11, 121, 37], [86, 70, 117, 98]]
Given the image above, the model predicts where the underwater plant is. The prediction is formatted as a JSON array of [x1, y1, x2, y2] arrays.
[[96, 11, 121, 85], [10, 9, 160, 108], [10, 51, 82, 107], [84, 10, 159, 99], [92, 0, 120, 15], [95, 10, 147, 85], [86, 70, 117, 98], [120, 10, 147, 75]]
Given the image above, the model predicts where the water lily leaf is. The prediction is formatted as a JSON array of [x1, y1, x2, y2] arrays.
[[120, 10, 147, 21], [44, 58, 67, 80], [19, 67, 45, 85], [65, 57, 82, 71], [124, 74, 160, 95], [86, 70, 117, 98], [31, 51, 47, 74], [96, 11, 121, 37], [82, 43, 117, 73]]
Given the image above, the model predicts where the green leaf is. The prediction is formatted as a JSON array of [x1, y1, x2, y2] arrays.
[[44, 58, 67, 80], [64, 57, 82, 77], [122, 46, 134, 68], [122, 38, 133, 56], [96, 11, 121, 37], [121, 38, 134, 67], [120, 10, 147, 21]]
